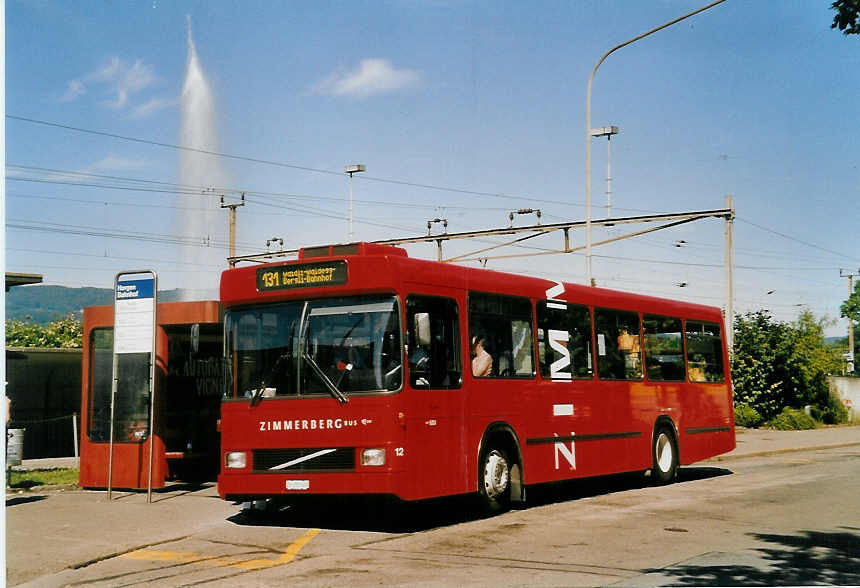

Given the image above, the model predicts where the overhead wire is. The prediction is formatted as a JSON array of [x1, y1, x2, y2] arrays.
[[8, 115, 854, 312]]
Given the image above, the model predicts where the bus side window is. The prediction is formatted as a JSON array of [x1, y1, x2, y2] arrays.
[[643, 314, 685, 382], [684, 321, 725, 383], [536, 300, 593, 380], [406, 296, 461, 389], [468, 292, 535, 378], [595, 308, 643, 381]]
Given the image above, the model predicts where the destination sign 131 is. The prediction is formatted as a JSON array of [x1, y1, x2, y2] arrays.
[[257, 261, 348, 292]]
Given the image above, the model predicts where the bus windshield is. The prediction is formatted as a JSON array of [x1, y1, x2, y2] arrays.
[[225, 295, 402, 401]]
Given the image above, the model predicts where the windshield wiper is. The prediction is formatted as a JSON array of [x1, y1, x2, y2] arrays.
[[249, 351, 292, 406], [302, 352, 349, 404], [250, 384, 267, 407]]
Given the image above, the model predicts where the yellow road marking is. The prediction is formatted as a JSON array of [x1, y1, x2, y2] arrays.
[[278, 528, 321, 564], [120, 528, 321, 571], [122, 550, 199, 563]]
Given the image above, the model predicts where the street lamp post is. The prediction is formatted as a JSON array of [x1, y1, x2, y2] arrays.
[[344, 164, 366, 242], [590, 126, 619, 218], [585, 0, 727, 286]]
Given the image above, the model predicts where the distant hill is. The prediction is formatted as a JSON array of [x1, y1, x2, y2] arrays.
[[6, 285, 184, 324]]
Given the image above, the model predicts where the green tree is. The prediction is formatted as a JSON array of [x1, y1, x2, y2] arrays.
[[840, 278, 860, 374], [5, 314, 83, 348], [792, 310, 842, 407], [732, 310, 844, 423], [841, 279, 860, 323], [832, 0, 860, 35], [732, 311, 796, 420]]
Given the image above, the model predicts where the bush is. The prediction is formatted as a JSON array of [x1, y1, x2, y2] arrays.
[[734, 403, 763, 428], [809, 391, 849, 425], [765, 407, 818, 430], [5, 314, 82, 348]]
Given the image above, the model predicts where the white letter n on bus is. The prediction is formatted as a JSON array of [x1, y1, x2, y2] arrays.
[[554, 433, 576, 470]]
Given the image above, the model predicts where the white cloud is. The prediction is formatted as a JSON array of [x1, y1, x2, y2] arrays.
[[84, 155, 148, 173], [110, 59, 156, 109], [60, 79, 86, 102], [130, 97, 176, 119], [313, 58, 420, 98], [89, 57, 122, 83], [60, 57, 158, 109]]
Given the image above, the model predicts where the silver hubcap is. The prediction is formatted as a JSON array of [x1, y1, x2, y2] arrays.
[[656, 433, 674, 474], [483, 450, 509, 499]]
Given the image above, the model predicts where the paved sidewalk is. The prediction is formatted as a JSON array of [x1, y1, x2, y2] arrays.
[[711, 424, 860, 461], [11, 456, 79, 471]]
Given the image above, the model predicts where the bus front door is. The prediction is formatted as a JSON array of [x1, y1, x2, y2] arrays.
[[404, 296, 465, 500]]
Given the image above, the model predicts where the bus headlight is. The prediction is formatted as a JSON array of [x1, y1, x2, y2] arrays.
[[225, 451, 248, 469], [360, 448, 385, 466]]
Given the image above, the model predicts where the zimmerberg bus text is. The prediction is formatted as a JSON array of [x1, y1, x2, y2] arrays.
[[259, 418, 359, 432]]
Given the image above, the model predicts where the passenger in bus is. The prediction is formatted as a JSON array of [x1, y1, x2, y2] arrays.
[[471, 335, 493, 377], [617, 327, 639, 354], [618, 327, 639, 357]]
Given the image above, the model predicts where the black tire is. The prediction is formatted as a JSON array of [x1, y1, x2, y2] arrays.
[[651, 426, 679, 484], [479, 446, 512, 512]]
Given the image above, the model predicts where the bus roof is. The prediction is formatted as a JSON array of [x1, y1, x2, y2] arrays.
[[221, 242, 724, 323]]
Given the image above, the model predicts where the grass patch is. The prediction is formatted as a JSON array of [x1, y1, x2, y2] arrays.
[[8, 468, 79, 489]]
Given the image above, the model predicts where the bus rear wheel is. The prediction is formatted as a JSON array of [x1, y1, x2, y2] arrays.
[[651, 426, 679, 484], [480, 447, 511, 512]]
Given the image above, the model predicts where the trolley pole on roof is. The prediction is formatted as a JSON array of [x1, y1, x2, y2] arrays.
[[585, 0, 727, 286]]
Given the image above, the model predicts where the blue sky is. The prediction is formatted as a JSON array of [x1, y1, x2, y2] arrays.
[[5, 1, 859, 337]]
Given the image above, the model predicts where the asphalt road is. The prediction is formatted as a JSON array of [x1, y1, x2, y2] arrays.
[[11, 444, 859, 587]]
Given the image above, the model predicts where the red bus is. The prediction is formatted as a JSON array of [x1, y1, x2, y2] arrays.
[[217, 242, 734, 509], [80, 301, 223, 489]]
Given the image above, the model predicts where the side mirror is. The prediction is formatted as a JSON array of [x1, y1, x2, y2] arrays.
[[414, 313, 431, 346]]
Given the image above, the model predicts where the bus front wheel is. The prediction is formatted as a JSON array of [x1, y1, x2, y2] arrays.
[[479, 447, 511, 512], [651, 426, 679, 484]]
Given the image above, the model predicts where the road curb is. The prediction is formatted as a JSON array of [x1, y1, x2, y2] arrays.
[[704, 441, 860, 462]]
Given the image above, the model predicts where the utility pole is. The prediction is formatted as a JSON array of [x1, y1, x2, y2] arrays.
[[221, 193, 245, 266], [345, 164, 366, 242], [841, 268, 858, 373], [725, 195, 735, 355]]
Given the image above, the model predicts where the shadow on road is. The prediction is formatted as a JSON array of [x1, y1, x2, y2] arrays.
[[643, 528, 860, 586], [6, 495, 48, 507], [226, 465, 734, 533]]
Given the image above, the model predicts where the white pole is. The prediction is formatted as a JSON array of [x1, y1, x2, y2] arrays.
[[147, 272, 158, 504], [72, 413, 78, 459], [585, 0, 726, 286], [725, 195, 735, 355], [348, 172, 354, 242], [606, 135, 613, 218]]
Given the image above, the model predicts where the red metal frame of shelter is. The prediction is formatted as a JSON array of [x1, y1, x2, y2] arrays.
[[80, 301, 221, 490]]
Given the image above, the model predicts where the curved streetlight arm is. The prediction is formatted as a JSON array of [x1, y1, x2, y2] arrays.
[[585, 0, 727, 285]]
